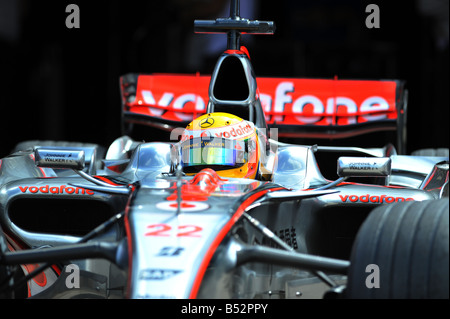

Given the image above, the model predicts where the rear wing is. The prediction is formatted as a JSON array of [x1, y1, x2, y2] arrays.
[[120, 73, 407, 152]]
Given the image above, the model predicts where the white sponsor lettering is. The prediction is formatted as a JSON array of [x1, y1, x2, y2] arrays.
[[138, 81, 391, 125]]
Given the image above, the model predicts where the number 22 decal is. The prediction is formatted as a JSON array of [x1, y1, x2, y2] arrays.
[[145, 224, 202, 237]]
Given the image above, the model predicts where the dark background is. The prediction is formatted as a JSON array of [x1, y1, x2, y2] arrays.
[[0, 0, 448, 158]]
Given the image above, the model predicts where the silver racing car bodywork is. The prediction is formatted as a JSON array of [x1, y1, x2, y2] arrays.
[[0, 136, 447, 298], [1, 0, 448, 299]]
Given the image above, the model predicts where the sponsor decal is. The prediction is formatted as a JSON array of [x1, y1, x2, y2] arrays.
[[348, 161, 379, 170], [156, 201, 209, 212], [156, 246, 185, 257], [129, 75, 397, 126], [213, 122, 253, 139], [180, 122, 254, 142], [18, 185, 94, 195], [339, 194, 414, 203], [261, 81, 393, 125], [199, 117, 215, 128], [43, 153, 72, 163], [139, 269, 182, 281]]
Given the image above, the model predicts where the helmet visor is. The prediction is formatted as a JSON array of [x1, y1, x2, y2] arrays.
[[180, 137, 247, 170]]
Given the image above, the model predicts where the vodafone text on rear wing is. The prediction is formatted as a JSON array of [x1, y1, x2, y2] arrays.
[[119, 73, 407, 152]]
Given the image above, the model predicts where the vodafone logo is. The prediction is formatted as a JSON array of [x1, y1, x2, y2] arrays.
[[339, 194, 414, 203], [130, 75, 397, 127], [214, 122, 253, 139], [19, 185, 94, 195], [156, 201, 209, 212], [261, 81, 392, 125], [141, 90, 206, 113], [180, 122, 254, 142]]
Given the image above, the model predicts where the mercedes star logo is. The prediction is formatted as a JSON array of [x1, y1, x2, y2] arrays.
[[199, 117, 215, 128]]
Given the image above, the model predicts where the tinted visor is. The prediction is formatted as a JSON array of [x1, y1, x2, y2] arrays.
[[181, 137, 247, 172]]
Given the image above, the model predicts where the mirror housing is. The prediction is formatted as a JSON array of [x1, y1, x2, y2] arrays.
[[35, 148, 85, 171], [337, 157, 391, 177]]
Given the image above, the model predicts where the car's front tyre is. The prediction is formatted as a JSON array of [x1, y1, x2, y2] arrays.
[[346, 199, 449, 299]]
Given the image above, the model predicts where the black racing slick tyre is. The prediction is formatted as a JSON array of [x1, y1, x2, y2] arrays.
[[346, 199, 449, 299]]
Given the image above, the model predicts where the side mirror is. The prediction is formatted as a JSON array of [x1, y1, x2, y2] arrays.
[[35, 147, 131, 196], [35, 148, 85, 171], [337, 157, 391, 177]]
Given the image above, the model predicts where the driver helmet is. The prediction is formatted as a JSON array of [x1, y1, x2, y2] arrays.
[[178, 112, 259, 179]]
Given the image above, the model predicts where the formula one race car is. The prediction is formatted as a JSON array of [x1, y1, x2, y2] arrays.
[[1, 0, 448, 300]]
